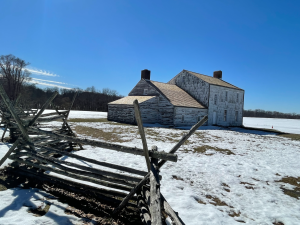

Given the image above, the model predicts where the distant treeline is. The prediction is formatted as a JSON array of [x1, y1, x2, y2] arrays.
[[19, 84, 122, 112], [243, 109, 300, 119]]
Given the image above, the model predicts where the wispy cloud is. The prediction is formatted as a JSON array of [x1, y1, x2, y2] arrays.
[[31, 78, 67, 85], [28, 79, 72, 89], [26, 67, 59, 77]]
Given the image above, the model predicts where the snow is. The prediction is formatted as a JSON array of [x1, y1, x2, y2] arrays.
[[1, 111, 300, 224], [243, 117, 300, 134], [0, 188, 84, 225], [42, 110, 107, 119]]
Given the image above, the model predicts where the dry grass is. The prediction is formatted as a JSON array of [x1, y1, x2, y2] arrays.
[[69, 118, 133, 126], [222, 183, 231, 192], [28, 203, 51, 217], [276, 176, 300, 199], [240, 182, 254, 190], [277, 133, 300, 141], [74, 125, 132, 143], [196, 194, 242, 220], [184, 145, 235, 155]]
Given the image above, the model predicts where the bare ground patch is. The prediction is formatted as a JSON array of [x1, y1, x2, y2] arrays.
[[74, 125, 134, 143], [195, 194, 242, 221], [183, 145, 235, 155], [276, 176, 300, 199]]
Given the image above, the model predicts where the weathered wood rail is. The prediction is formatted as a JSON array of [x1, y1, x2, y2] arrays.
[[0, 83, 208, 224]]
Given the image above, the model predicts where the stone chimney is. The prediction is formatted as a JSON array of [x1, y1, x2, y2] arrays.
[[141, 69, 151, 80], [213, 70, 222, 79]]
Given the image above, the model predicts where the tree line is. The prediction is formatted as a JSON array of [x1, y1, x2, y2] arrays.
[[19, 84, 122, 111], [243, 109, 300, 119], [0, 54, 122, 112]]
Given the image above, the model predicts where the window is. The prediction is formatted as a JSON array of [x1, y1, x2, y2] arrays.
[[181, 115, 184, 122], [198, 116, 201, 122], [144, 89, 148, 95], [225, 91, 228, 101], [214, 94, 217, 105], [237, 93, 239, 102], [224, 110, 227, 121], [235, 111, 238, 122]]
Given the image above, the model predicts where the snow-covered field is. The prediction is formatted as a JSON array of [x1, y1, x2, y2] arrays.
[[0, 111, 300, 225], [243, 117, 300, 134]]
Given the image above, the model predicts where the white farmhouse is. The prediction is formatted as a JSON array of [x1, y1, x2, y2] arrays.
[[108, 69, 244, 127]]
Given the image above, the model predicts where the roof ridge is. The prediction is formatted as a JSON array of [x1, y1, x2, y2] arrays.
[[150, 80, 176, 85], [186, 70, 243, 90]]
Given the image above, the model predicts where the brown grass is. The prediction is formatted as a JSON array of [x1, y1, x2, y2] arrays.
[[277, 133, 300, 141], [28, 203, 51, 217], [276, 176, 300, 199], [196, 194, 242, 220], [74, 125, 132, 143], [69, 118, 132, 126], [240, 182, 254, 190], [184, 145, 235, 155]]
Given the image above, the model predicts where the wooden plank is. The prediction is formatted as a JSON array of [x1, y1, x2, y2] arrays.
[[1, 125, 8, 142], [29, 127, 177, 161], [27, 91, 58, 127], [14, 165, 136, 201], [161, 194, 185, 225], [39, 111, 68, 117], [149, 146, 162, 225], [0, 82, 31, 143], [137, 191, 151, 225], [14, 150, 142, 183], [10, 153, 137, 187], [12, 157, 133, 192], [0, 139, 20, 167], [158, 115, 208, 168], [25, 143, 148, 176], [133, 99, 151, 172], [63, 91, 77, 127]]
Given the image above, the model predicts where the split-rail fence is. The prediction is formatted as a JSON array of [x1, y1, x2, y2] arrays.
[[0, 81, 208, 225]]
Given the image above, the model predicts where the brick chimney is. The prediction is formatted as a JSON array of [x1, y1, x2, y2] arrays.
[[213, 70, 222, 79], [141, 69, 151, 80]]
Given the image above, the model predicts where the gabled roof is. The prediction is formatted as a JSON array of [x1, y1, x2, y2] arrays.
[[145, 80, 206, 109], [108, 96, 156, 105], [170, 70, 243, 90]]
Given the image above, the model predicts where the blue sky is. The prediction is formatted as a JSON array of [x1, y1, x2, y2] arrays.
[[1, 0, 300, 113]]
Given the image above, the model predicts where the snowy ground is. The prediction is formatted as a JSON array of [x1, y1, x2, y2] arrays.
[[0, 111, 300, 225], [243, 117, 300, 134]]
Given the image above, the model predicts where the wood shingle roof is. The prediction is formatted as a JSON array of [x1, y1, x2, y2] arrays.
[[146, 80, 206, 109], [108, 96, 156, 105]]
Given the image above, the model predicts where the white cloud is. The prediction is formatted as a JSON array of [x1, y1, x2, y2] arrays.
[[26, 67, 59, 77], [27, 79, 72, 89], [31, 78, 67, 85]]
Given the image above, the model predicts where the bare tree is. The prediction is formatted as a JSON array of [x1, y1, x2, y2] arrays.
[[0, 54, 31, 100]]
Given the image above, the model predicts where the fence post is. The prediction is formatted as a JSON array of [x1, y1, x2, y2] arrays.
[[150, 146, 163, 225], [133, 99, 151, 172]]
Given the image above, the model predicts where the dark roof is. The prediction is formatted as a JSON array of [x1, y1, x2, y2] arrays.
[[169, 70, 243, 90], [145, 80, 206, 109]]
